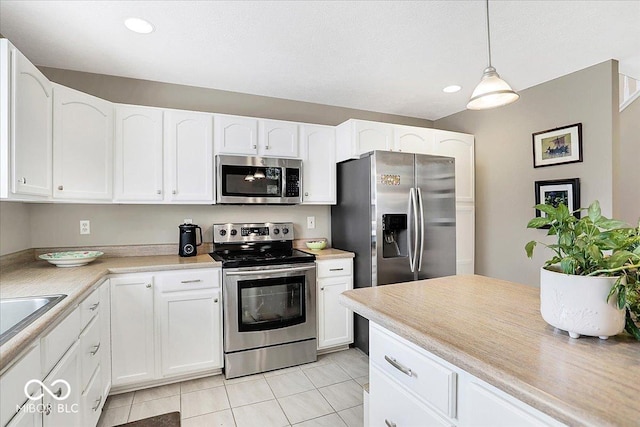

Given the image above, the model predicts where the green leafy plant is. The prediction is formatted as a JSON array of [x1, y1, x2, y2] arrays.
[[525, 200, 640, 340]]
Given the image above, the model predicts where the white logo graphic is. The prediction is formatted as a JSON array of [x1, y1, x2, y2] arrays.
[[25, 379, 71, 401]]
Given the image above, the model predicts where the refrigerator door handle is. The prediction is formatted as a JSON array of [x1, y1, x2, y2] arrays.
[[417, 187, 425, 271], [408, 188, 419, 272]]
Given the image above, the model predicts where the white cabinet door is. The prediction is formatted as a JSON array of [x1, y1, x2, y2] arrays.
[[214, 115, 259, 155], [42, 341, 81, 427], [165, 110, 214, 202], [456, 205, 475, 274], [114, 105, 163, 201], [369, 365, 451, 427], [157, 287, 222, 377], [354, 120, 394, 154], [52, 84, 113, 200], [434, 130, 474, 203], [6, 399, 43, 427], [317, 276, 353, 349], [259, 119, 298, 157], [394, 125, 435, 154], [110, 275, 155, 386], [9, 43, 53, 198], [300, 124, 336, 204]]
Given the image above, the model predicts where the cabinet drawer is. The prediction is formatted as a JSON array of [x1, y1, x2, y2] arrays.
[[370, 323, 457, 419], [316, 258, 352, 278], [79, 287, 101, 330], [82, 366, 104, 427], [79, 315, 101, 390], [41, 307, 80, 376], [155, 268, 221, 293], [370, 365, 452, 427], [0, 343, 40, 427]]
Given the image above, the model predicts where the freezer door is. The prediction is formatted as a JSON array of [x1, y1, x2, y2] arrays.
[[373, 151, 416, 286], [415, 154, 457, 279]]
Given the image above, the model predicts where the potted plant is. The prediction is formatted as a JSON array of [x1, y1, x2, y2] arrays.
[[525, 200, 639, 340]]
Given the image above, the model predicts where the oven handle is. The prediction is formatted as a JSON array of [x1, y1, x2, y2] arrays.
[[225, 265, 316, 276]]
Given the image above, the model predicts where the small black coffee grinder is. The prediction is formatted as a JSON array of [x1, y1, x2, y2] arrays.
[[178, 223, 202, 257]]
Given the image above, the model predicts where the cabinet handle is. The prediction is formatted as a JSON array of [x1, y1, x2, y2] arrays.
[[89, 302, 100, 311], [58, 185, 64, 191], [172, 190, 177, 195], [92, 395, 103, 411], [44, 405, 51, 415], [253, 144, 257, 149], [53, 387, 63, 398], [214, 298, 219, 303], [181, 279, 202, 284], [146, 283, 152, 288], [385, 420, 397, 427], [329, 268, 344, 271], [157, 190, 162, 195], [90, 343, 101, 356], [320, 287, 325, 291], [385, 355, 413, 377], [305, 192, 309, 196], [19, 177, 27, 184]]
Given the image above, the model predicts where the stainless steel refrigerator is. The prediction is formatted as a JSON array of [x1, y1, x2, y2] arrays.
[[331, 151, 456, 354]]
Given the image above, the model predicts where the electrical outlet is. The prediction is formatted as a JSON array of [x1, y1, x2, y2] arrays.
[[80, 220, 91, 235], [307, 216, 316, 229], [183, 218, 193, 224]]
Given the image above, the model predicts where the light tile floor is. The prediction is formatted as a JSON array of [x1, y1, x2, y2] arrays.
[[98, 348, 368, 427]]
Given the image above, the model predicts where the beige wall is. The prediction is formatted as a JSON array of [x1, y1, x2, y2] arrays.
[[28, 204, 330, 249], [435, 60, 618, 286], [615, 97, 640, 225], [0, 201, 31, 255]]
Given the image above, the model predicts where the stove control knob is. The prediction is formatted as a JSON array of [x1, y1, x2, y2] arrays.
[[273, 228, 280, 235], [282, 227, 289, 234], [230, 229, 237, 236], [219, 229, 227, 236]]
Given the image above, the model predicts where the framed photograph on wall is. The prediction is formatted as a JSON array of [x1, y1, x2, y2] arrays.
[[534, 178, 580, 227], [532, 123, 582, 168]]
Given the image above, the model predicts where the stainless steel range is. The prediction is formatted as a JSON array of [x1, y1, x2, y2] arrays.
[[210, 222, 317, 379]]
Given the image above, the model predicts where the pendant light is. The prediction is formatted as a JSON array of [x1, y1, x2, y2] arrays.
[[467, 0, 519, 110]]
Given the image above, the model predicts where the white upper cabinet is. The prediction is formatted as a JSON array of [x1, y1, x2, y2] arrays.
[[433, 130, 475, 203], [259, 119, 299, 157], [214, 115, 259, 156], [53, 84, 113, 200], [114, 105, 164, 202], [394, 125, 435, 155], [214, 115, 299, 158], [336, 119, 394, 162], [0, 40, 52, 199], [165, 110, 214, 203], [300, 124, 336, 204]]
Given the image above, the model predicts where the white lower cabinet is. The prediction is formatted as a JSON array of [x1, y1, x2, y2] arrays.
[[110, 268, 223, 390], [369, 323, 564, 427], [41, 341, 81, 427], [316, 258, 354, 350]]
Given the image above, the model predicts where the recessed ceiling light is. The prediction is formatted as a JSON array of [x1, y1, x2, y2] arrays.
[[124, 17, 155, 34], [443, 85, 462, 93]]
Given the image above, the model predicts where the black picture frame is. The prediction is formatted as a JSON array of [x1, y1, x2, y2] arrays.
[[534, 178, 581, 228], [532, 123, 583, 168]]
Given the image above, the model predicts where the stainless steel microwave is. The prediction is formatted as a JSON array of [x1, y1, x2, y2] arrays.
[[216, 155, 302, 204]]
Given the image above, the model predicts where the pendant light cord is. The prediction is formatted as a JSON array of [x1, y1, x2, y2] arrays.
[[485, 0, 492, 68]]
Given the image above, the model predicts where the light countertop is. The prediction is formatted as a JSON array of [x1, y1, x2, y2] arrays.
[[0, 254, 220, 371], [299, 248, 355, 259], [339, 274, 640, 427]]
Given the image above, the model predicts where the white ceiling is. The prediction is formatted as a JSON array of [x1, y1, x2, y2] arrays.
[[1, 1, 638, 120]]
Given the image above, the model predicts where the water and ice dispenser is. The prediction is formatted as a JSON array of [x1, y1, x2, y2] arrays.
[[382, 214, 408, 258]]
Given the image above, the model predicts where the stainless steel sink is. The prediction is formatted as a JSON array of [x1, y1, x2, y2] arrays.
[[0, 294, 67, 345]]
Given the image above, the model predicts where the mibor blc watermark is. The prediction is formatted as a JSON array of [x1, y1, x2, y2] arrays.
[[19, 379, 79, 415]]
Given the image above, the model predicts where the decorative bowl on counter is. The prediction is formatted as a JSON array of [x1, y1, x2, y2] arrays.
[[305, 240, 327, 250], [39, 251, 104, 267]]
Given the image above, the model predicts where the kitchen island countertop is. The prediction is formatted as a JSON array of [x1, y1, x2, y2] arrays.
[[339, 274, 639, 427], [0, 254, 220, 371]]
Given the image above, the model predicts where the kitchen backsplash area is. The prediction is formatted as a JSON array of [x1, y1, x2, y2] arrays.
[[0, 201, 330, 255]]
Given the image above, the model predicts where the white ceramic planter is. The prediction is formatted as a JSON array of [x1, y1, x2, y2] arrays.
[[540, 266, 625, 339]]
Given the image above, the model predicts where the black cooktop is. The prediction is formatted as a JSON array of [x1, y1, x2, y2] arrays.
[[210, 243, 315, 268]]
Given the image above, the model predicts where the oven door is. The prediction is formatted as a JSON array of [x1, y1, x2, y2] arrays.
[[223, 263, 316, 353], [216, 155, 301, 204]]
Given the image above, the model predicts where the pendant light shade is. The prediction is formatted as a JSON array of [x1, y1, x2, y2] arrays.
[[467, 0, 519, 110]]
